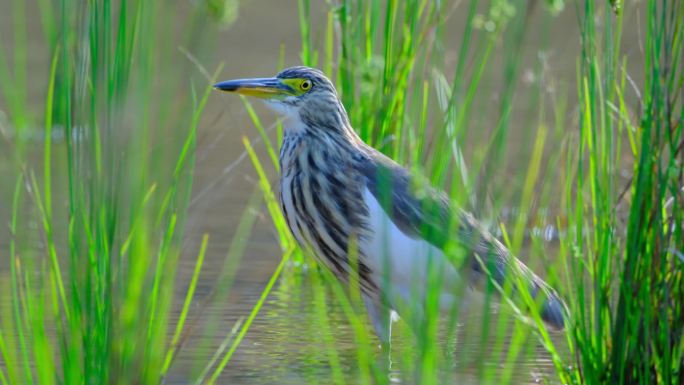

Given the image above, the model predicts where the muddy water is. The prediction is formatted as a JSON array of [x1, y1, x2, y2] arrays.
[[0, 1, 643, 384]]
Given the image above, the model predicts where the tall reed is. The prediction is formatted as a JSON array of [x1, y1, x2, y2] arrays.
[[564, 1, 683, 384], [0, 1, 228, 384]]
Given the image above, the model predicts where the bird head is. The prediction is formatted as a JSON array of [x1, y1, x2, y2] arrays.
[[214, 66, 351, 135]]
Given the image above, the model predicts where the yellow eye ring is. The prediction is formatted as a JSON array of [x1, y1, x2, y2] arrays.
[[301, 79, 312, 91]]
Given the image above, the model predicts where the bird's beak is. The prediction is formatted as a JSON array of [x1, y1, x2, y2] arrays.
[[213, 77, 293, 99]]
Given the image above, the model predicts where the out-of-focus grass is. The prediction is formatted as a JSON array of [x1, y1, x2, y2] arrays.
[[0, 0, 257, 384]]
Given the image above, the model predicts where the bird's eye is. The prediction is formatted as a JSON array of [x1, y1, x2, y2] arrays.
[[300, 79, 312, 91]]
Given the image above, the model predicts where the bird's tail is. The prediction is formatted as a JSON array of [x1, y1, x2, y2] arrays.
[[536, 282, 567, 330], [494, 258, 567, 331], [458, 212, 568, 330], [469, 242, 568, 330]]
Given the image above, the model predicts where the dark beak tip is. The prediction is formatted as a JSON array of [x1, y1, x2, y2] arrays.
[[213, 81, 237, 91]]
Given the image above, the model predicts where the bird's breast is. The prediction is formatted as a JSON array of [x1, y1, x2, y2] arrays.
[[278, 145, 377, 294]]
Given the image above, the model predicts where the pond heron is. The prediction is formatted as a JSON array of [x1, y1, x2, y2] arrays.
[[214, 66, 567, 343]]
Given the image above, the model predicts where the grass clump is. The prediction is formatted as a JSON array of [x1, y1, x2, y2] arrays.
[[564, 1, 684, 384], [0, 0, 237, 384]]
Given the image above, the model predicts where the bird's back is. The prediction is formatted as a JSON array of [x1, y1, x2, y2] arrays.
[[355, 145, 567, 330]]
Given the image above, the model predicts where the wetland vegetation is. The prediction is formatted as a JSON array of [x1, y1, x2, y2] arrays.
[[0, 0, 682, 384]]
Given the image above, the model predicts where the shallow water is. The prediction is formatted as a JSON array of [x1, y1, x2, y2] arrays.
[[162, 273, 568, 385], [0, 0, 642, 383]]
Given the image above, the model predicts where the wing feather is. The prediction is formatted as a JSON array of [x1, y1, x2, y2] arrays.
[[354, 146, 567, 329]]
